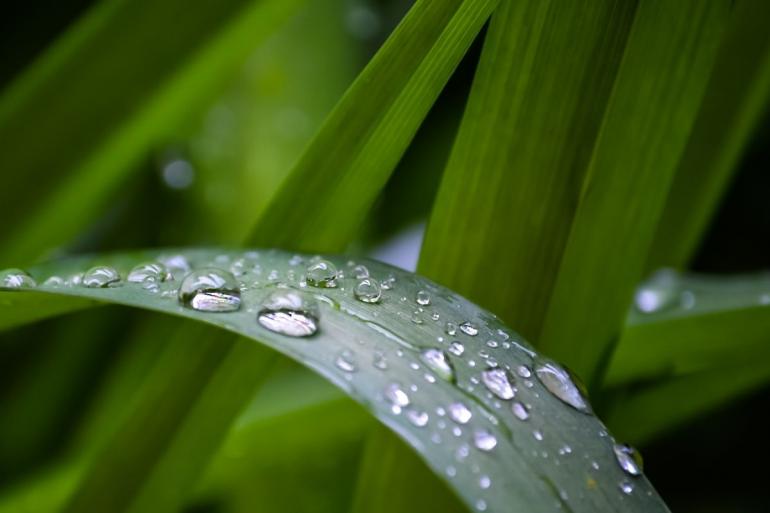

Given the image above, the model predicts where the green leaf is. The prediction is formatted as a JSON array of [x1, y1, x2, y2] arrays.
[[606, 271, 770, 386], [248, 0, 497, 252], [418, 0, 637, 342], [1, 248, 669, 512], [647, 0, 770, 269], [537, 0, 729, 383], [0, 0, 302, 266]]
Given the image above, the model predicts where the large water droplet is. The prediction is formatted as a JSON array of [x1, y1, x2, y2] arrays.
[[460, 321, 478, 336], [178, 268, 240, 312], [535, 359, 590, 413], [613, 443, 643, 476], [420, 349, 455, 382], [82, 266, 121, 288], [449, 402, 472, 424], [257, 289, 319, 337], [416, 290, 431, 306], [481, 367, 515, 400], [352, 264, 369, 279], [0, 268, 36, 290], [306, 259, 338, 288], [354, 278, 381, 303], [127, 262, 170, 283], [473, 430, 497, 451]]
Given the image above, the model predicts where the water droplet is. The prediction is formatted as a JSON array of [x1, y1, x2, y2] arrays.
[[306, 259, 338, 288], [407, 409, 429, 427], [257, 289, 319, 337], [352, 264, 369, 279], [127, 262, 170, 283], [159, 254, 191, 274], [354, 278, 381, 303], [535, 359, 590, 413], [0, 268, 36, 290], [619, 480, 634, 495], [448, 341, 465, 356], [381, 274, 396, 290], [178, 268, 240, 312], [82, 266, 121, 288], [479, 475, 491, 489], [533, 429, 544, 441], [475, 499, 487, 511], [460, 321, 478, 336], [449, 402, 472, 424], [613, 443, 643, 476], [229, 257, 257, 277], [416, 290, 431, 306], [420, 349, 455, 382], [373, 350, 388, 370], [482, 367, 515, 400], [634, 269, 679, 313], [335, 350, 356, 372], [445, 322, 457, 336], [511, 401, 529, 421], [516, 365, 532, 378], [43, 276, 64, 287], [473, 430, 497, 451], [385, 383, 410, 413]]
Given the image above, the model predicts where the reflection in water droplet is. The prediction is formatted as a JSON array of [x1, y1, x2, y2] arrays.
[[511, 401, 529, 421], [619, 480, 634, 495], [420, 349, 455, 382], [306, 259, 338, 288], [473, 430, 497, 451], [416, 290, 431, 306], [385, 383, 410, 413], [179, 268, 240, 312], [482, 367, 515, 400], [449, 402, 472, 424], [257, 289, 319, 337], [448, 341, 465, 356], [460, 321, 479, 336], [335, 350, 356, 372], [535, 359, 591, 413], [354, 278, 381, 303], [82, 266, 121, 288], [407, 409, 429, 427], [128, 263, 170, 283], [613, 443, 644, 476], [0, 268, 36, 290]]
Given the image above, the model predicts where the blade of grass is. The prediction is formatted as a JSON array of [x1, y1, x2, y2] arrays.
[[537, 0, 729, 384], [418, 0, 637, 342], [606, 272, 770, 386], [248, 0, 498, 252], [1, 248, 670, 512], [647, 0, 770, 270], [0, 0, 303, 266]]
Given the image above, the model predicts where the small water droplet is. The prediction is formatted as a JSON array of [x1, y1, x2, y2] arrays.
[[445, 322, 457, 336], [381, 274, 396, 290], [407, 409, 429, 427], [43, 276, 64, 287], [517, 365, 532, 378], [482, 367, 515, 400], [335, 350, 356, 372], [257, 289, 319, 336], [159, 254, 191, 274], [354, 277, 381, 303], [475, 499, 487, 511], [352, 264, 369, 279], [613, 443, 643, 476], [619, 480, 634, 495], [127, 262, 170, 283], [479, 475, 491, 489], [420, 349, 455, 382], [448, 341, 465, 356], [449, 402, 472, 424], [460, 321, 478, 336], [473, 430, 497, 451], [535, 359, 590, 413], [533, 429, 544, 441], [511, 401, 529, 421], [306, 259, 338, 288], [178, 268, 240, 312], [385, 383, 410, 413], [634, 269, 679, 313], [416, 290, 431, 306], [373, 350, 388, 370], [0, 268, 36, 290], [82, 266, 121, 288]]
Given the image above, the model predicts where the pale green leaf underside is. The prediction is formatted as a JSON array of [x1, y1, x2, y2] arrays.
[[1, 249, 667, 513]]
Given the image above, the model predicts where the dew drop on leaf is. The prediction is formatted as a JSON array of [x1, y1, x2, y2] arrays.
[[354, 277, 382, 303], [159, 254, 191, 274], [257, 289, 319, 337], [613, 443, 644, 476], [385, 383, 410, 412], [448, 402, 472, 424], [82, 266, 121, 288], [619, 480, 634, 495], [534, 359, 591, 413], [407, 409, 429, 427], [127, 262, 170, 283], [416, 290, 431, 306], [305, 259, 338, 288], [420, 348, 455, 382], [0, 268, 36, 290], [459, 321, 479, 336], [448, 341, 465, 356], [481, 367, 515, 400], [445, 322, 457, 336], [352, 264, 369, 279], [634, 269, 678, 313], [178, 268, 241, 312], [511, 401, 529, 421], [335, 350, 356, 372], [473, 430, 497, 451]]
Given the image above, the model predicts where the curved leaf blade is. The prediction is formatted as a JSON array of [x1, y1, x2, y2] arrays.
[[2, 249, 668, 512]]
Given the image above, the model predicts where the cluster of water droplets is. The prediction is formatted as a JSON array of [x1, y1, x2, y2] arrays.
[[0, 251, 662, 511]]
